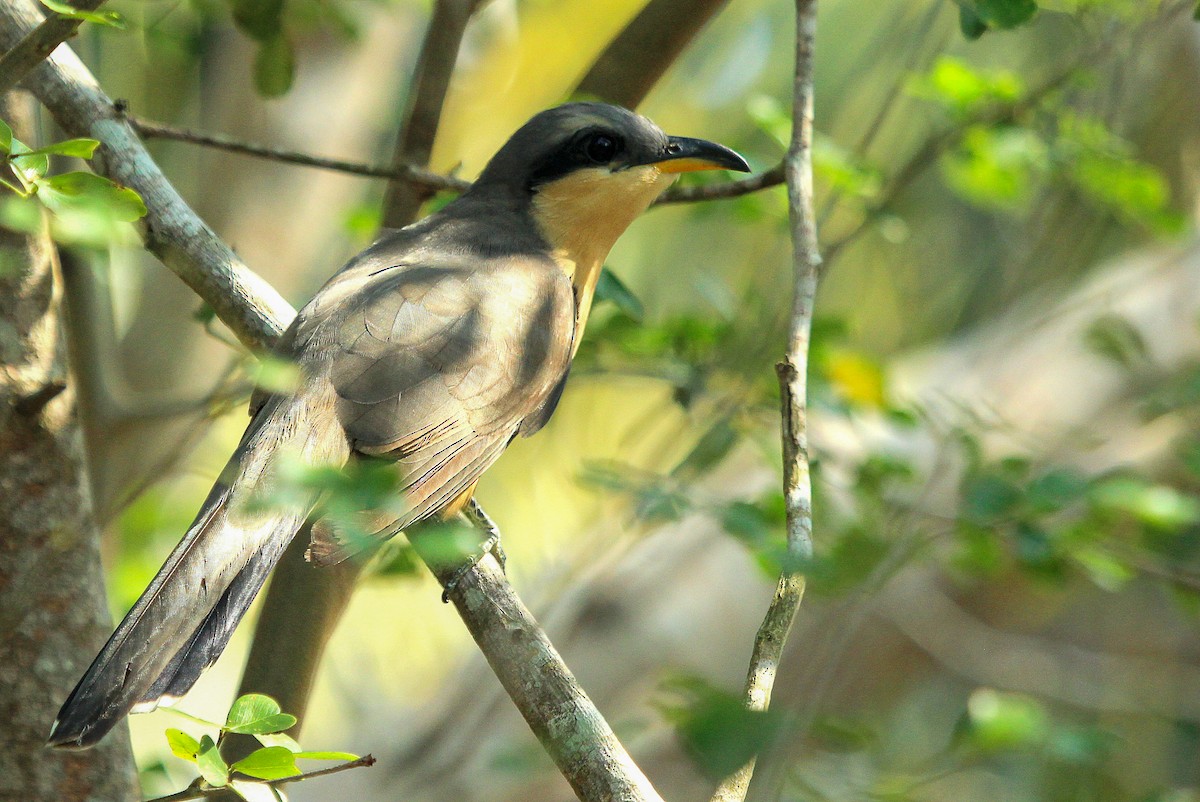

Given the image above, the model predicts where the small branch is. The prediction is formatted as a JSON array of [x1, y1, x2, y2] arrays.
[[711, 1, 818, 801], [656, 162, 785, 204], [144, 755, 376, 802], [380, 0, 482, 227], [0, 0, 294, 351], [414, 542, 665, 802], [0, 0, 105, 95], [127, 114, 470, 193]]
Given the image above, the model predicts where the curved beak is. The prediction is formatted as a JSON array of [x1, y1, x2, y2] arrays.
[[641, 136, 751, 174]]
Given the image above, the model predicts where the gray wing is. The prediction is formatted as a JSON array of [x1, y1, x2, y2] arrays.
[[300, 255, 574, 562]]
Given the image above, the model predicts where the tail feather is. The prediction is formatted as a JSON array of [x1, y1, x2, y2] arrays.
[[48, 397, 341, 749]]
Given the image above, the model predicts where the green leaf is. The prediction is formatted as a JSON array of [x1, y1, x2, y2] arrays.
[[672, 419, 738, 480], [595, 266, 644, 322], [0, 119, 12, 155], [38, 0, 125, 28], [230, 746, 301, 781], [965, 688, 1049, 751], [230, 0, 285, 42], [225, 694, 297, 735], [253, 35, 295, 98], [658, 675, 783, 781], [165, 728, 202, 763], [10, 139, 49, 183], [971, 0, 1038, 29], [959, 4, 989, 38], [293, 750, 360, 761], [22, 138, 100, 159], [961, 473, 1021, 524], [1084, 314, 1149, 369], [35, 171, 146, 221], [196, 735, 229, 787], [253, 731, 302, 751], [1026, 468, 1090, 513]]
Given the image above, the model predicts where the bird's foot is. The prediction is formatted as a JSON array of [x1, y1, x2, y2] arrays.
[[441, 498, 506, 602]]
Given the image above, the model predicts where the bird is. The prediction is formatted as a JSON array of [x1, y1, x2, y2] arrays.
[[48, 102, 750, 749]]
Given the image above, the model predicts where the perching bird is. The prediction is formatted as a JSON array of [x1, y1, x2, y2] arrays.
[[48, 102, 749, 749]]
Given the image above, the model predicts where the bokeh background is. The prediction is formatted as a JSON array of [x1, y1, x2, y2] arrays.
[[22, 0, 1200, 799]]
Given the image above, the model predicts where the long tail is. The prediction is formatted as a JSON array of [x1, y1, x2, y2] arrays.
[[48, 394, 345, 749]]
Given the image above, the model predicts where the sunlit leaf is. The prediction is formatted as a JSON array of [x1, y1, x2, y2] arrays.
[[35, 171, 146, 221], [197, 735, 229, 787], [231, 747, 301, 781], [22, 138, 100, 159], [225, 694, 297, 735], [38, 0, 125, 27], [165, 728, 202, 763], [1091, 478, 1200, 529], [0, 119, 12, 155], [966, 688, 1049, 751], [247, 354, 301, 395]]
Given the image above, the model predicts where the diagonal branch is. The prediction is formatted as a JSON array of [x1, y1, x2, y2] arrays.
[[380, 0, 483, 227], [0, 0, 294, 351], [711, 1, 819, 800], [574, 0, 730, 109], [0, 0, 105, 95]]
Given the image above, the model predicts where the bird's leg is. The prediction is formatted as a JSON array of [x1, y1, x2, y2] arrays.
[[441, 497, 507, 602]]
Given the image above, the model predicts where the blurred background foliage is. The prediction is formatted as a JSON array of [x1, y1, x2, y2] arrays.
[[11, 0, 1200, 798]]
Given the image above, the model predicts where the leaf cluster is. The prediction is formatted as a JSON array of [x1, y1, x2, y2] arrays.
[[162, 693, 357, 800]]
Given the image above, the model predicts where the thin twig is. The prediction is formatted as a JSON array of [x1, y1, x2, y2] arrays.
[[143, 755, 377, 802], [127, 114, 470, 193], [711, 1, 819, 801], [0, 0, 105, 95]]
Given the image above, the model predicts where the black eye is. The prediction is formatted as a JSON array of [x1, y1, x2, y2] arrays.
[[584, 133, 619, 164]]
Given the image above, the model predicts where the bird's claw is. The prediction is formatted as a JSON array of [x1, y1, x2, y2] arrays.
[[441, 499, 507, 603]]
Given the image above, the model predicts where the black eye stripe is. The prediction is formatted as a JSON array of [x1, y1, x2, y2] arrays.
[[527, 128, 627, 190]]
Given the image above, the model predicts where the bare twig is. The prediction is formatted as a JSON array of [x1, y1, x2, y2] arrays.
[[0, 0, 105, 95], [0, 0, 294, 351], [711, 1, 819, 801], [416, 546, 665, 802], [127, 115, 470, 192], [656, 162, 785, 204], [380, 0, 482, 227], [144, 755, 377, 802]]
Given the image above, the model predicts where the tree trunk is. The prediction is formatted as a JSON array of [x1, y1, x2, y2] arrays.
[[0, 92, 139, 802]]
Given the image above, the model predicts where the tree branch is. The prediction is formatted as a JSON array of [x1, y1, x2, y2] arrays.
[[0, 0, 104, 95], [418, 547, 665, 802], [144, 755, 376, 802], [574, 0, 730, 109], [380, 0, 482, 227], [127, 114, 470, 192], [0, 0, 294, 351], [711, 1, 818, 800]]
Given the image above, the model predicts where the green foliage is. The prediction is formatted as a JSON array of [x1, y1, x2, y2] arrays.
[[594, 266, 645, 322], [162, 693, 358, 799], [227, 0, 295, 96], [956, 0, 1040, 39], [658, 675, 783, 781], [0, 118, 146, 247], [39, 0, 125, 28]]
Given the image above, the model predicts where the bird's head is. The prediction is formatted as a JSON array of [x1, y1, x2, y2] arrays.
[[473, 103, 750, 272]]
